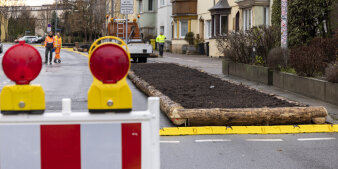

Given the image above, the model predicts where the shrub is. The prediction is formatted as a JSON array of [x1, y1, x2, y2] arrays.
[[217, 31, 253, 64], [249, 26, 280, 64], [184, 32, 195, 45], [267, 47, 289, 70], [289, 35, 338, 77], [289, 45, 326, 77], [326, 63, 338, 83], [217, 26, 279, 65], [309, 37, 338, 72]]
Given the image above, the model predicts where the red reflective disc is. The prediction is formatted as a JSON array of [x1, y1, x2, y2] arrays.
[[2, 41, 42, 85], [90, 44, 130, 84]]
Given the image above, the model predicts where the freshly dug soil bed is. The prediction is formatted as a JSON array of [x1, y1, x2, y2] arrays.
[[131, 63, 298, 109], [129, 63, 327, 126]]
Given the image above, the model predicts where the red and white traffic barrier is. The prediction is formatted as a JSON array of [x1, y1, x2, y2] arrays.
[[0, 97, 160, 169]]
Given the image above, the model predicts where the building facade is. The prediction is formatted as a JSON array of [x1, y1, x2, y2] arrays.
[[156, 0, 172, 50], [208, 0, 240, 57], [171, 0, 198, 53], [137, 0, 158, 39], [156, 0, 172, 40], [205, 0, 271, 57], [105, 0, 139, 37]]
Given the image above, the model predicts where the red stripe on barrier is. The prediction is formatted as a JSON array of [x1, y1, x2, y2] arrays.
[[122, 123, 142, 169], [40, 125, 81, 169]]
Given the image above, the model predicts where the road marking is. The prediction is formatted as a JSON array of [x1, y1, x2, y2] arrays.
[[297, 137, 336, 141], [245, 139, 283, 142], [160, 141, 180, 144], [195, 139, 231, 143]]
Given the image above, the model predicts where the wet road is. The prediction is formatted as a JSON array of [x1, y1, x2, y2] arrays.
[[0, 44, 337, 169]]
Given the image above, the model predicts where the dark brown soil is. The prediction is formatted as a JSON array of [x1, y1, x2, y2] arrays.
[[131, 63, 299, 109]]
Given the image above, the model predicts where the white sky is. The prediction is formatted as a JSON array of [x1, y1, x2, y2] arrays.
[[25, 0, 55, 6]]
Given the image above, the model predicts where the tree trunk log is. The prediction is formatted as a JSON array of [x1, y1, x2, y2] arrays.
[[177, 107, 327, 126]]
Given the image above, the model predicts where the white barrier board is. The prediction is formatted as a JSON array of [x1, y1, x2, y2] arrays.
[[0, 97, 160, 169]]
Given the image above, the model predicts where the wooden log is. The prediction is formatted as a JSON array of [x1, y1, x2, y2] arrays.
[[177, 107, 327, 126], [128, 71, 187, 125], [312, 117, 326, 124]]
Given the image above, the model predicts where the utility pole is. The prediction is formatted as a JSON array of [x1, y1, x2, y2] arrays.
[[281, 0, 287, 48]]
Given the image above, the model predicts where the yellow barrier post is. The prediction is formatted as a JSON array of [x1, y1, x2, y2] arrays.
[[87, 36, 132, 113], [0, 41, 45, 114]]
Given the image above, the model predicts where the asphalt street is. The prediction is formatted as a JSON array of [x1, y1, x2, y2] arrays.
[[0, 44, 337, 169]]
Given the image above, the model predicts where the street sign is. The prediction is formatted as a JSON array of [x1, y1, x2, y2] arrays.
[[120, 0, 134, 14], [47, 24, 52, 32]]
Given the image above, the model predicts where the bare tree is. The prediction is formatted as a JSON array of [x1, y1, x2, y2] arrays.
[[0, 0, 25, 41], [60, 0, 106, 43]]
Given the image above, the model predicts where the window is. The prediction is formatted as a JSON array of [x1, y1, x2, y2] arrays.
[[148, 28, 154, 36], [235, 11, 240, 32], [160, 0, 165, 6], [264, 7, 270, 26], [204, 20, 211, 39], [160, 26, 164, 34], [213, 16, 217, 36], [148, 0, 153, 11], [243, 8, 252, 30], [220, 15, 228, 35], [180, 20, 188, 38]]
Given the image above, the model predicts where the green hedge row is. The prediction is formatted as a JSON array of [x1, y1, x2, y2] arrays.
[[271, 0, 335, 47]]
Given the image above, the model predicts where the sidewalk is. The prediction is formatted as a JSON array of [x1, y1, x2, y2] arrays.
[[150, 52, 338, 123]]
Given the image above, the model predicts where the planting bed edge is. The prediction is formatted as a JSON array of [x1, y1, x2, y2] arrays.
[[128, 70, 328, 126]]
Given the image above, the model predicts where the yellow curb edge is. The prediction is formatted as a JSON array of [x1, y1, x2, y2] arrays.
[[63, 48, 89, 58], [159, 124, 338, 136]]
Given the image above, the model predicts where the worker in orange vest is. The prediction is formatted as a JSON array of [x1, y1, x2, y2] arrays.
[[44, 31, 56, 65], [54, 32, 62, 63]]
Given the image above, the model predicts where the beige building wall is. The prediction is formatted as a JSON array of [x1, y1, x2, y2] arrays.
[[172, 15, 199, 53], [191, 19, 199, 34], [208, 0, 240, 58], [171, 39, 188, 54], [197, 0, 214, 41], [197, 0, 214, 21]]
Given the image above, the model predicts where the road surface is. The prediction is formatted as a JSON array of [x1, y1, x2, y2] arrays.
[[0, 44, 337, 169]]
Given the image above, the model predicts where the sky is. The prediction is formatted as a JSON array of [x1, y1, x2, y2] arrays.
[[25, 0, 55, 6]]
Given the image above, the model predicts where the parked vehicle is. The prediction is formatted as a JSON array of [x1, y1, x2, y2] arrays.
[[14, 36, 38, 44], [32, 37, 44, 43]]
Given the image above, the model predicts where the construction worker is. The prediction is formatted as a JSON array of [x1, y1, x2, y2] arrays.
[[54, 32, 62, 63], [44, 31, 56, 65], [156, 32, 166, 57]]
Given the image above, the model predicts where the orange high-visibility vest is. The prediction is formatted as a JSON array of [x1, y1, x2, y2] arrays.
[[54, 36, 62, 48], [44, 36, 55, 48]]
